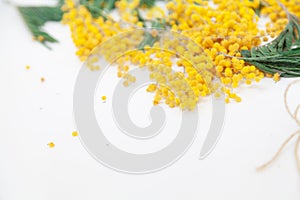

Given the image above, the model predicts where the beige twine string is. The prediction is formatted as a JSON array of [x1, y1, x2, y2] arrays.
[[257, 79, 300, 172]]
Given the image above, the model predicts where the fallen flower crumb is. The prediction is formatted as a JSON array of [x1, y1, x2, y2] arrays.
[[47, 142, 55, 148], [38, 35, 44, 42], [72, 131, 78, 137], [273, 73, 281, 83]]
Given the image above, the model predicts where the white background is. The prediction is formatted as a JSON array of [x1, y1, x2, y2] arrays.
[[0, 0, 300, 200]]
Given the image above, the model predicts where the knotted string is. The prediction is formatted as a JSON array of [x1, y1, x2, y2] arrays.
[[257, 79, 300, 172]]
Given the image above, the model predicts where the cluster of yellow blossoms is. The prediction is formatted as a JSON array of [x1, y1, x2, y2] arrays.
[[261, 0, 300, 35], [62, 0, 126, 61], [91, 29, 216, 110], [62, 0, 300, 109]]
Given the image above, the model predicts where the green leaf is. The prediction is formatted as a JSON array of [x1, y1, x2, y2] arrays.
[[80, 0, 117, 19], [18, 2, 63, 49], [240, 12, 300, 77], [249, 0, 265, 16], [139, 0, 156, 7]]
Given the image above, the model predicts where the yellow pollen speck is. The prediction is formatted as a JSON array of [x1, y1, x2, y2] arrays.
[[38, 36, 44, 42], [151, 29, 158, 37], [235, 96, 242, 103], [72, 131, 78, 137], [273, 73, 280, 82], [47, 142, 55, 148]]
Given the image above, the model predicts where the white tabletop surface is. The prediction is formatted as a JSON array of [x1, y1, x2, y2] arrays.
[[0, 1, 299, 200]]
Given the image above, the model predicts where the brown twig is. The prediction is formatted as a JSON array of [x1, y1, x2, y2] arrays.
[[257, 79, 300, 173], [257, 130, 300, 171]]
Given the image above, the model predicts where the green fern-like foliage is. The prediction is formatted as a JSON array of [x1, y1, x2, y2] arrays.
[[241, 13, 300, 77], [18, 1, 63, 48], [139, 0, 156, 7]]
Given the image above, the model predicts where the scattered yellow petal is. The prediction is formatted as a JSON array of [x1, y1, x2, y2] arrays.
[[72, 131, 78, 137], [41, 77, 45, 82], [25, 65, 30, 70], [101, 95, 107, 101], [150, 29, 158, 37], [235, 96, 242, 103], [47, 142, 55, 148], [262, 36, 269, 42], [273, 73, 280, 82], [266, 73, 273, 78], [225, 98, 230, 104], [38, 35, 44, 42]]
